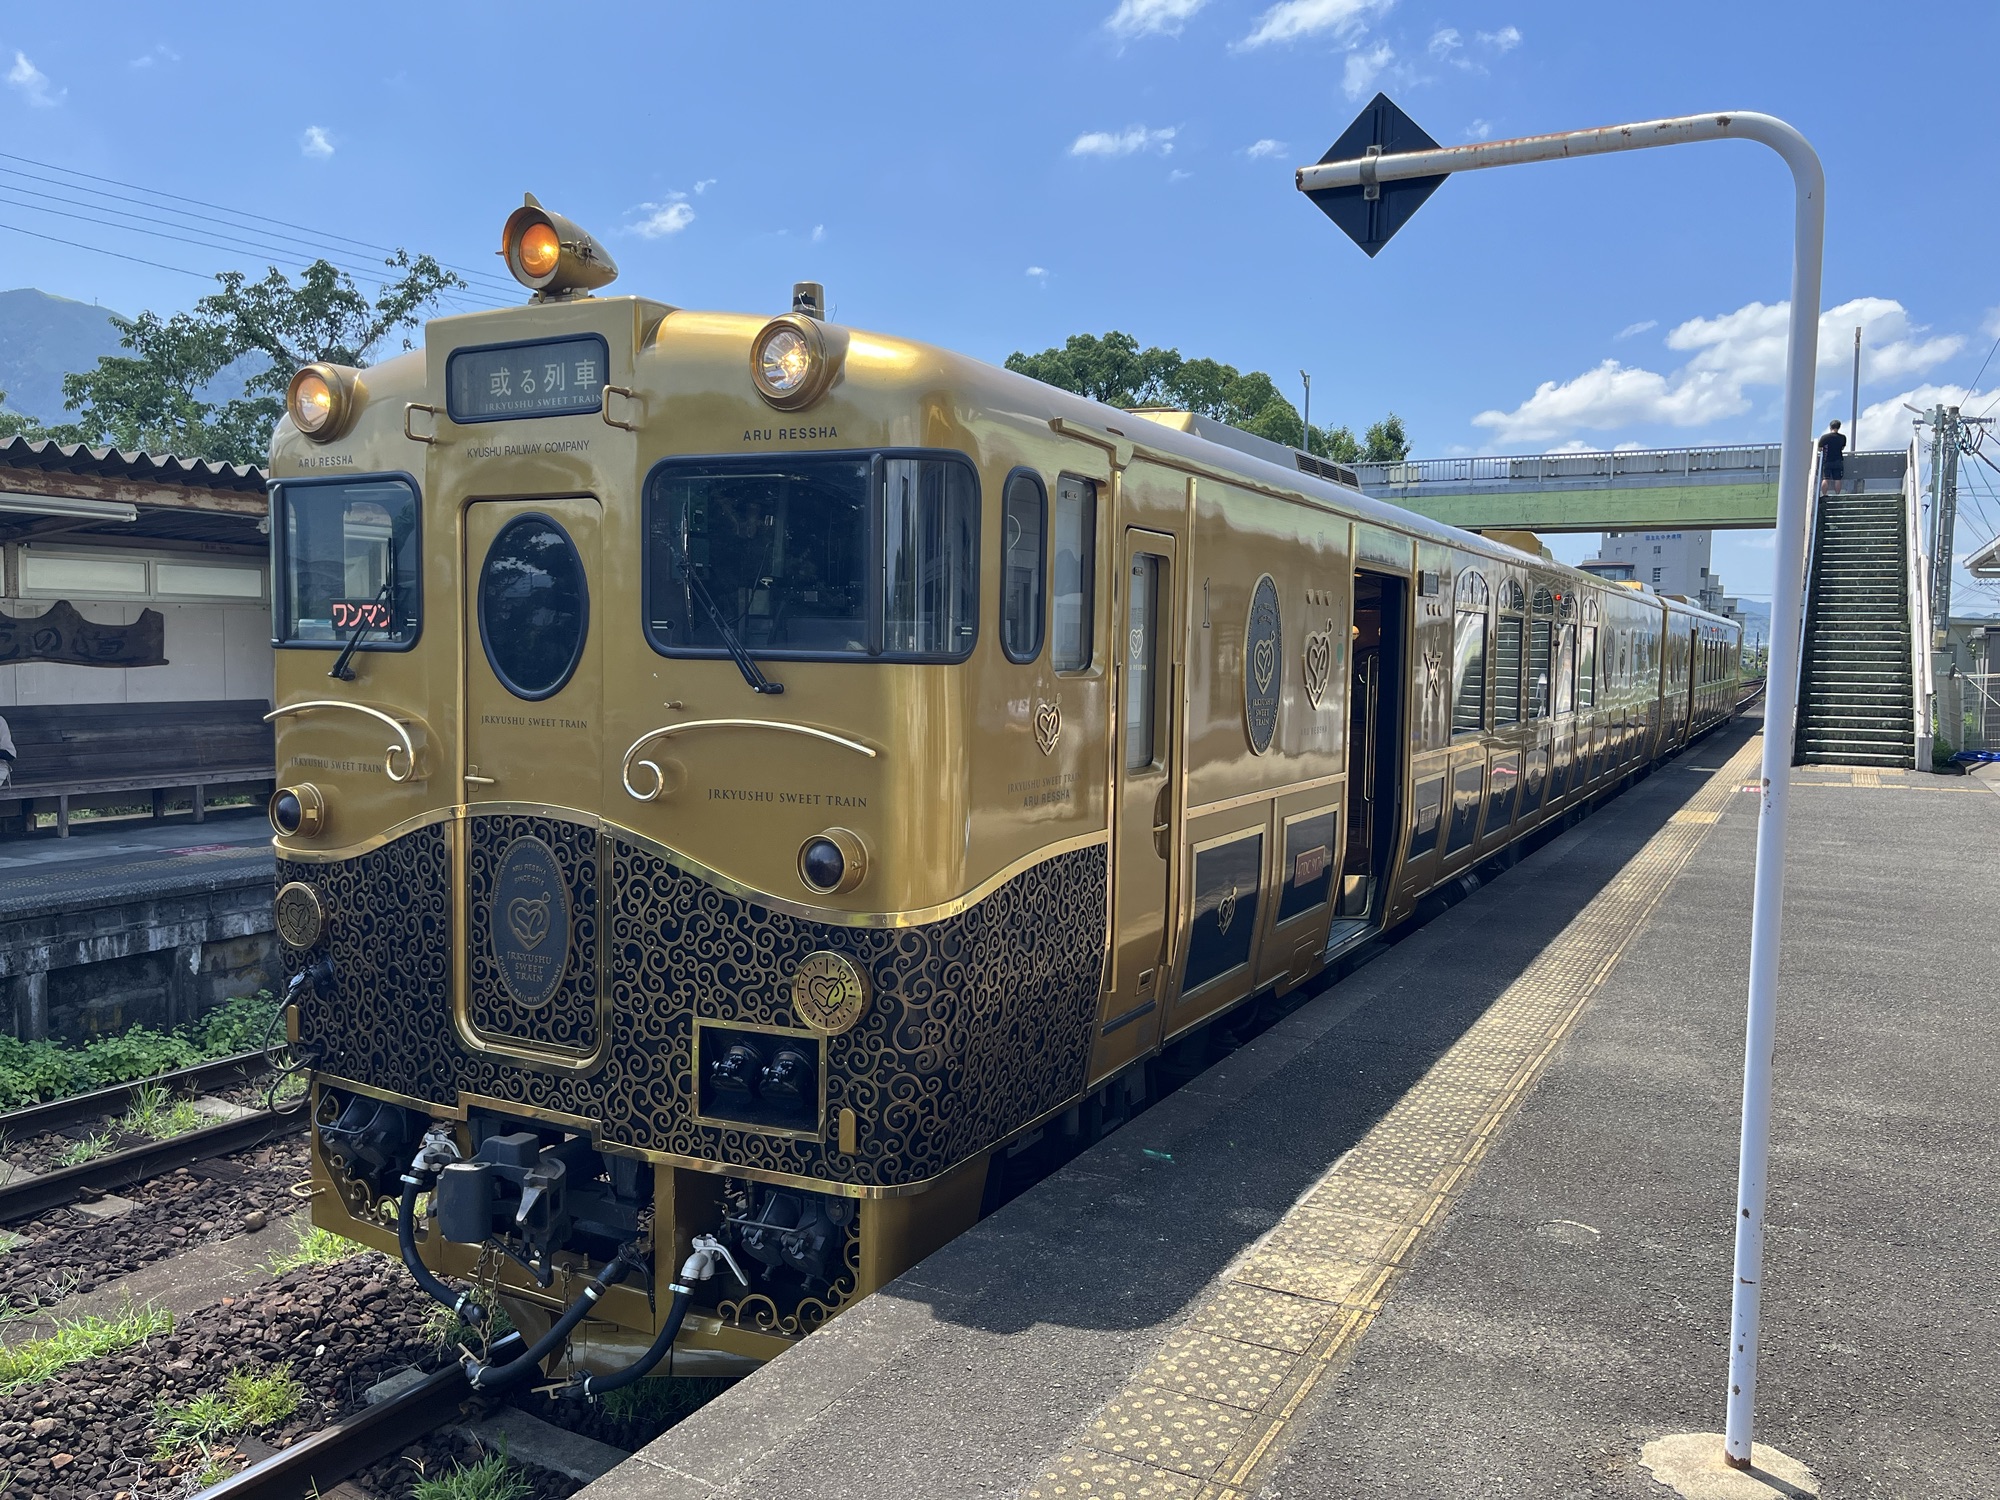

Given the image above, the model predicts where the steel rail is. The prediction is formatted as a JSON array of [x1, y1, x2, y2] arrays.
[[195, 1335, 526, 1500], [0, 1104, 307, 1224], [0, 1049, 276, 1141]]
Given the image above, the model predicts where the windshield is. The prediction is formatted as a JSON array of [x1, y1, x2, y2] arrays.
[[276, 479, 421, 648], [645, 452, 977, 661]]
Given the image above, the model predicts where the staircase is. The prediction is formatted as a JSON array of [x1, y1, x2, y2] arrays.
[[1795, 489, 1916, 767]]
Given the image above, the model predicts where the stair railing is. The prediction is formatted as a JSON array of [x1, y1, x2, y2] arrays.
[[1904, 432, 1935, 768], [1791, 445, 1828, 762]]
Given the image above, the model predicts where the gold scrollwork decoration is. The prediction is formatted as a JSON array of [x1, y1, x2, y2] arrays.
[[620, 719, 880, 802], [264, 700, 424, 783]]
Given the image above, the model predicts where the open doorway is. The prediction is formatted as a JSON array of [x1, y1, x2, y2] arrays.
[[1335, 570, 1405, 931]]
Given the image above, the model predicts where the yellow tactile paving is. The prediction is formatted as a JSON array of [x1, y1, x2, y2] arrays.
[[1028, 729, 1767, 1498]]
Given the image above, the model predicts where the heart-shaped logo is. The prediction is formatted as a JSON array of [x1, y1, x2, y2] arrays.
[[1252, 636, 1276, 693], [1035, 700, 1061, 756], [791, 950, 871, 1035], [804, 972, 846, 1017], [1302, 630, 1332, 709], [1217, 882, 1239, 936], [1129, 626, 1145, 664], [506, 895, 550, 949]]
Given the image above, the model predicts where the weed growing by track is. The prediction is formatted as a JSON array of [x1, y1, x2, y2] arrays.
[[410, 1451, 534, 1500], [601, 1375, 735, 1429], [0, 990, 279, 1108], [118, 1082, 207, 1142], [0, 1301, 172, 1389], [56, 1130, 113, 1166], [421, 1288, 515, 1356], [152, 1362, 305, 1461], [264, 1220, 363, 1274]]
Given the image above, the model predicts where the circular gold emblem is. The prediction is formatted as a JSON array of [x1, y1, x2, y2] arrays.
[[791, 950, 870, 1035], [273, 881, 324, 950]]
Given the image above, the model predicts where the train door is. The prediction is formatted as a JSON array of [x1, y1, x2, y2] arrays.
[[1335, 570, 1404, 927], [1092, 529, 1178, 1080], [1683, 627, 1699, 735], [457, 496, 606, 1068]]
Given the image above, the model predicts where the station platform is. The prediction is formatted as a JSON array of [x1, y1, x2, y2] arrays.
[[579, 717, 2000, 1500]]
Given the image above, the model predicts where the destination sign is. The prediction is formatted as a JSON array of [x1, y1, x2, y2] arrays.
[[447, 334, 609, 423]]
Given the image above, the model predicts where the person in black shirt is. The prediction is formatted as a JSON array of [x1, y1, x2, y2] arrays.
[[1817, 419, 1847, 495]]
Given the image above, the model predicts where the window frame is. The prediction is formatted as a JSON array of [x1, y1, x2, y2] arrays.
[[270, 472, 425, 654], [999, 466, 1048, 665], [1050, 473, 1098, 674], [1451, 569, 1490, 736], [475, 510, 591, 703], [1493, 577, 1526, 728], [638, 448, 981, 666]]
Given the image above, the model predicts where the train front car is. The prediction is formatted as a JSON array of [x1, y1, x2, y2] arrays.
[[267, 202, 1107, 1382]]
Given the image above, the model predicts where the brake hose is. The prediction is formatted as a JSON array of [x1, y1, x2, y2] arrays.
[[396, 1173, 486, 1329], [464, 1247, 643, 1392]]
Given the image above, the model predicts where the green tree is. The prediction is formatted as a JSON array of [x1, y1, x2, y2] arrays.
[[53, 253, 464, 464], [1005, 332, 1409, 464], [0, 390, 52, 442]]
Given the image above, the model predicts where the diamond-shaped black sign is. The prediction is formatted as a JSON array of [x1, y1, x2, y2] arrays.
[[1305, 93, 1449, 257]]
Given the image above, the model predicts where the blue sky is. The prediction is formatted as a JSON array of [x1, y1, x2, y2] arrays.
[[4, 0, 1997, 609]]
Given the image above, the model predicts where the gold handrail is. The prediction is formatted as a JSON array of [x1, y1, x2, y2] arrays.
[[621, 719, 878, 802], [264, 700, 423, 783]]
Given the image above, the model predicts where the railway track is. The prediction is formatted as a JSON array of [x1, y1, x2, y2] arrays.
[[197, 1335, 528, 1500], [0, 1051, 306, 1224]]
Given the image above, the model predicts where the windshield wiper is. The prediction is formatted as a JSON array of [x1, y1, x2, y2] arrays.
[[671, 544, 784, 695], [329, 578, 393, 682]]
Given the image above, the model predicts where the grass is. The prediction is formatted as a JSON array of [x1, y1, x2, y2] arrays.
[[0, 1302, 173, 1390], [57, 1130, 114, 1167], [152, 1363, 304, 1461], [410, 1452, 533, 1500], [600, 1375, 735, 1430], [118, 1082, 208, 1142], [421, 1290, 514, 1357], [264, 1221, 363, 1275]]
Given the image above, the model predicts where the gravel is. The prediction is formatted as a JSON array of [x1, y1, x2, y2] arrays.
[[0, 1140, 308, 1315]]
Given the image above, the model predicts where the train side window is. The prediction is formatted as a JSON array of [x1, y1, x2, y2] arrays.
[[1528, 586, 1554, 719], [275, 477, 422, 650], [1494, 581, 1524, 727], [883, 457, 978, 656], [1000, 469, 1046, 663], [1554, 622, 1575, 716], [1052, 476, 1096, 671], [1578, 626, 1597, 708], [1452, 570, 1489, 733], [1124, 554, 1161, 769]]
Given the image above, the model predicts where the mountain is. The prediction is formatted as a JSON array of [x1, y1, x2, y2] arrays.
[[0, 288, 127, 424]]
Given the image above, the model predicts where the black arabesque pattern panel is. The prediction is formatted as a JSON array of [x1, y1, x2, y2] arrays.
[[465, 813, 600, 1055], [282, 825, 1106, 1190]]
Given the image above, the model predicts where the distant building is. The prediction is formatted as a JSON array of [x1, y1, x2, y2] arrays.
[[1577, 529, 1728, 614]]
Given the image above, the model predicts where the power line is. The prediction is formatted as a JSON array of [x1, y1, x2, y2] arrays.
[[0, 218, 211, 279], [0, 168, 518, 300], [0, 149, 519, 296]]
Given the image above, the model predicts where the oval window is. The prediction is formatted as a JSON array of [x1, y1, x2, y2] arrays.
[[477, 514, 589, 700]]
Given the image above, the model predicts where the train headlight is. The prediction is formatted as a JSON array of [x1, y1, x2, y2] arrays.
[[751, 315, 833, 410], [270, 783, 327, 838], [286, 364, 354, 442], [501, 193, 619, 298], [798, 827, 866, 895]]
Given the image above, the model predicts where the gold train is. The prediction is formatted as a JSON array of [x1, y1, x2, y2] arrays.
[[267, 197, 1743, 1387]]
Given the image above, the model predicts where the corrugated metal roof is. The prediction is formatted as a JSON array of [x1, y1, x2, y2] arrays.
[[0, 436, 266, 494]]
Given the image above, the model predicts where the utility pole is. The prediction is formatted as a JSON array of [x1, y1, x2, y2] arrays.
[[1299, 370, 1312, 454], [1925, 405, 1996, 647], [1850, 326, 1861, 444]]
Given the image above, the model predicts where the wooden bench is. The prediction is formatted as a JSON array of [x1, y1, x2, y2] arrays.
[[0, 700, 275, 837]]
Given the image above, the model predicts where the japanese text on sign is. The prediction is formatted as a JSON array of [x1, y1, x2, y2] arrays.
[[447, 335, 609, 423]]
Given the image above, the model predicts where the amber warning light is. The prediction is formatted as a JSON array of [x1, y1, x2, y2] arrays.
[[501, 194, 619, 298]]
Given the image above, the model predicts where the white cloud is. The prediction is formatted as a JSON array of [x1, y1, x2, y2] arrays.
[[1475, 296, 1969, 444], [7, 52, 62, 107], [1342, 41, 1393, 100], [810, 223, 825, 243], [1245, 138, 1287, 158], [1429, 26, 1461, 58], [129, 44, 179, 69], [1106, 0, 1207, 38], [629, 197, 695, 237], [1981, 306, 2000, 340], [1168, 168, 1193, 182], [1464, 118, 1493, 141], [1026, 266, 1049, 281], [1238, 0, 1394, 50], [300, 125, 334, 159], [1071, 125, 1176, 157], [1617, 319, 1658, 340], [693, 178, 716, 194], [1478, 24, 1522, 50]]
